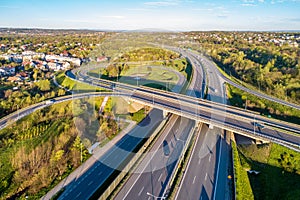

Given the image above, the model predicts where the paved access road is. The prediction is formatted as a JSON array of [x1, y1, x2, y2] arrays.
[[115, 115, 195, 200]]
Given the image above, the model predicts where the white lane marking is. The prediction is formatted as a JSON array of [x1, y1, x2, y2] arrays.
[[148, 197, 151, 200], [213, 137, 223, 200], [98, 171, 102, 176], [209, 154, 211, 162], [205, 173, 207, 181], [158, 173, 163, 181], [88, 181, 93, 186], [153, 165, 156, 171], [198, 158, 201, 165], [75, 192, 82, 199], [193, 176, 196, 184], [174, 123, 203, 200], [122, 126, 172, 200], [138, 186, 144, 196]]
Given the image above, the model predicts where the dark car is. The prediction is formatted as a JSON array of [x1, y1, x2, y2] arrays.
[[162, 140, 170, 156]]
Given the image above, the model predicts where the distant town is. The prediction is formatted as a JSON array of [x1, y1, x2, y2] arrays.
[[0, 28, 107, 87]]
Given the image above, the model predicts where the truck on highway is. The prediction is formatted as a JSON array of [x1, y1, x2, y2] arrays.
[[45, 99, 55, 105]]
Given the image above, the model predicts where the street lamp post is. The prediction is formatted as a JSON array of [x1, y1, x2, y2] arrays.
[[152, 92, 155, 105], [253, 114, 256, 135], [17, 104, 19, 120]]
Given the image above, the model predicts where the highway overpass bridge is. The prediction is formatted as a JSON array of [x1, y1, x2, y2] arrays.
[[115, 88, 300, 152], [68, 64, 300, 152]]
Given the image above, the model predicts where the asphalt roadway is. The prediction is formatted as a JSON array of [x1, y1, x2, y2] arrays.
[[57, 109, 164, 200], [198, 54, 300, 110], [115, 115, 195, 200], [175, 49, 231, 200], [176, 124, 230, 200]]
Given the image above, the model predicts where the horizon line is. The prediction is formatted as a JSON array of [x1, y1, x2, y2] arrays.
[[0, 27, 300, 33]]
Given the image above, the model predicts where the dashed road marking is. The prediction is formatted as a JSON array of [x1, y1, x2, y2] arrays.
[[138, 186, 144, 196], [75, 192, 82, 199], [158, 173, 163, 181]]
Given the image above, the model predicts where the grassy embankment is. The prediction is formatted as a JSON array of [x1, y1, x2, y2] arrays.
[[227, 84, 300, 125], [237, 143, 300, 200], [232, 141, 254, 200], [55, 72, 102, 92]]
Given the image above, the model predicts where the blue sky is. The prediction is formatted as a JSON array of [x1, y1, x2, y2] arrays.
[[0, 0, 299, 31]]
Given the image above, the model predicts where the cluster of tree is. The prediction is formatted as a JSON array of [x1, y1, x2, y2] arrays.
[[184, 32, 300, 104], [278, 152, 300, 174], [0, 30, 108, 59], [115, 47, 180, 62], [102, 47, 181, 78], [227, 84, 300, 124], [0, 79, 66, 119], [0, 100, 87, 199], [0, 96, 120, 199]]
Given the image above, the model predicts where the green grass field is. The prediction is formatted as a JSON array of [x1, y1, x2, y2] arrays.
[[120, 66, 179, 88], [56, 72, 103, 92], [89, 65, 180, 91], [237, 143, 300, 200]]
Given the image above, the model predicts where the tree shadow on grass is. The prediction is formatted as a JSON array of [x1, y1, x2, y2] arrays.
[[243, 157, 300, 200]]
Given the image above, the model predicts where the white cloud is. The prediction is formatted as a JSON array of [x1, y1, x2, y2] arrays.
[[126, 8, 152, 11], [63, 19, 98, 23], [241, 0, 264, 4], [192, 8, 213, 12], [217, 15, 229, 19], [241, 3, 257, 6], [144, 0, 181, 7], [102, 16, 125, 19]]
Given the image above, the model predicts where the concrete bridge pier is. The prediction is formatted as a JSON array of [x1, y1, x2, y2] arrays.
[[163, 110, 168, 118], [228, 130, 270, 145]]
